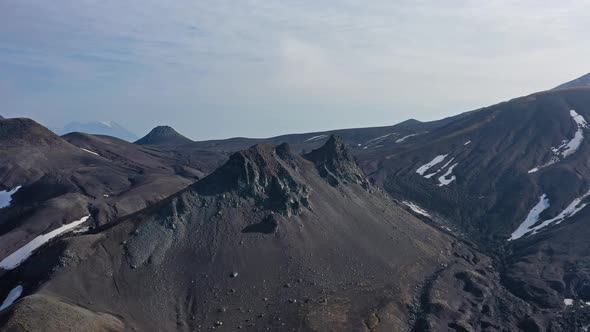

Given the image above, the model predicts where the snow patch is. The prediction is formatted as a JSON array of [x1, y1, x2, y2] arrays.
[[509, 194, 550, 241], [527, 189, 590, 236], [437, 163, 458, 186], [464, 141, 472, 145], [396, 133, 421, 143], [0, 285, 23, 311], [509, 190, 590, 240], [402, 201, 431, 217], [528, 110, 588, 173], [100, 120, 113, 128], [424, 158, 454, 179], [72, 226, 90, 234], [572, 109, 589, 127], [0, 186, 21, 209], [304, 135, 328, 142], [416, 154, 448, 176], [0, 215, 90, 270], [552, 110, 587, 158], [528, 158, 558, 173], [80, 147, 100, 156], [364, 133, 396, 146], [564, 299, 574, 306]]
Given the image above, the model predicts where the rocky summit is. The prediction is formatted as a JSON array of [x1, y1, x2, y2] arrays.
[[135, 125, 194, 146]]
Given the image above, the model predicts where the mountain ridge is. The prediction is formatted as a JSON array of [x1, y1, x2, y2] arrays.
[[54, 121, 139, 142], [554, 72, 590, 89]]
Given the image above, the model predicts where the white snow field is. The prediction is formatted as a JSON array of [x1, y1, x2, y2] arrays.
[[510, 190, 590, 240], [437, 163, 458, 186], [364, 133, 396, 146], [396, 133, 421, 143], [402, 201, 431, 217], [0, 186, 21, 209], [0, 215, 90, 270], [416, 154, 448, 176], [424, 158, 454, 179], [0, 285, 23, 311], [509, 194, 550, 240], [304, 135, 328, 142], [529, 110, 588, 173], [80, 147, 100, 156]]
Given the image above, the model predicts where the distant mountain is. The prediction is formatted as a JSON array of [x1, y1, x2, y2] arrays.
[[54, 121, 139, 142], [554, 72, 590, 89], [135, 125, 193, 146]]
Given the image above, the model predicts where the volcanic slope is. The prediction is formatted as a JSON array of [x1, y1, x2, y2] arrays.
[[0, 136, 541, 331], [135, 125, 194, 146], [554, 72, 590, 89], [374, 87, 590, 242], [0, 118, 225, 267], [362, 86, 590, 325]]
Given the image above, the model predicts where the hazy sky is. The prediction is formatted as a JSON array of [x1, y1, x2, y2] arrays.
[[1, 0, 589, 140]]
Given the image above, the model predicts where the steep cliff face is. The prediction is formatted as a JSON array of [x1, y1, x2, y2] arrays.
[[304, 135, 370, 188], [195, 143, 310, 217]]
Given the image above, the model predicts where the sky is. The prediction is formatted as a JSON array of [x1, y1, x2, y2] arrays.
[[1, 0, 589, 140]]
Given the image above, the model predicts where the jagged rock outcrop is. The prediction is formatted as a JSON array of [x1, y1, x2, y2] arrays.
[[135, 125, 193, 146], [304, 135, 370, 188], [196, 143, 310, 216]]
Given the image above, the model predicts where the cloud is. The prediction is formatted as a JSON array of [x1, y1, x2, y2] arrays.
[[0, 0, 589, 139]]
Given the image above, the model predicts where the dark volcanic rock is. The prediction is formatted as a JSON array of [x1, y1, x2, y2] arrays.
[[304, 135, 370, 188], [242, 213, 279, 234], [196, 143, 310, 216], [135, 125, 193, 146]]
